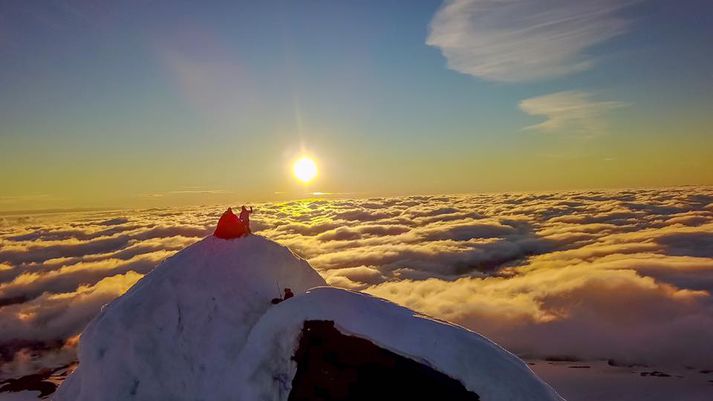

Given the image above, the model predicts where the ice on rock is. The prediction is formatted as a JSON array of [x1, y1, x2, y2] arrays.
[[230, 287, 563, 401]]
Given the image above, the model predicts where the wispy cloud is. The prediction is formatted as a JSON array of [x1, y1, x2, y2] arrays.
[[427, 0, 638, 82], [138, 189, 234, 199], [519, 91, 627, 136], [0, 194, 54, 205]]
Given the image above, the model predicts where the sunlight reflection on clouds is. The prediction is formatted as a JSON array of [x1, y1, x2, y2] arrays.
[[1, 187, 713, 378]]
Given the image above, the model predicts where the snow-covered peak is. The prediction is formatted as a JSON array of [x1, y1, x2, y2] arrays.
[[55, 235, 325, 401], [55, 234, 562, 401]]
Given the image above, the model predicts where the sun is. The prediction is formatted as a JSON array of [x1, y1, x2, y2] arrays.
[[293, 157, 318, 183]]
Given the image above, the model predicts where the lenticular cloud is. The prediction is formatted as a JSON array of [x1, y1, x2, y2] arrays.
[[427, 0, 639, 82], [1, 186, 713, 379]]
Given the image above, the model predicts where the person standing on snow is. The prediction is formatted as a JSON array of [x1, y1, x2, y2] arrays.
[[239, 206, 253, 234], [271, 288, 294, 305], [283, 288, 294, 300]]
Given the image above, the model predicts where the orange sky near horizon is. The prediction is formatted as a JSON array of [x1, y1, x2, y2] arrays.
[[1, 0, 712, 212]]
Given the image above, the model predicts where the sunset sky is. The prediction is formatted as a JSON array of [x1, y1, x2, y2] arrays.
[[1, 0, 712, 210], [2, 3, 713, 399]]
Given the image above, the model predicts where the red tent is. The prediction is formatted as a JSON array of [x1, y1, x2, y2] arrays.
[[214, 208, 248, 239]]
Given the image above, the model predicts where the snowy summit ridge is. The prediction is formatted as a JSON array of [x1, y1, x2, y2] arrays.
[[55, 233, 563, 401]]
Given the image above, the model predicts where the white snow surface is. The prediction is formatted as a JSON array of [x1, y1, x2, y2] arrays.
[[54, 235, 325, 401], [55, 234, 563, 401]]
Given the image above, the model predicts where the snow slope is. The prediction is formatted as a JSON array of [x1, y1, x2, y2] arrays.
[[54, 235, 325, 401], [55, 234, 563, 401]]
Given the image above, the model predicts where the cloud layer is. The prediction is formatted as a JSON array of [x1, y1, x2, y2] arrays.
[[2, 187, 713, 379], [427, 0, 638, 82]]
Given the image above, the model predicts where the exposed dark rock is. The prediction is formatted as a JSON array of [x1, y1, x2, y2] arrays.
[[0, 372, 56, 398], [544, 356, 580, 362], [0, 363, 76, 399], [640, 371, 671, 378], [606, 359, 647, 368], [289, 320, 480, 401]]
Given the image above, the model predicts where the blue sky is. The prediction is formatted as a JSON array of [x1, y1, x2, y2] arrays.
[[0, 0, 712, 210]]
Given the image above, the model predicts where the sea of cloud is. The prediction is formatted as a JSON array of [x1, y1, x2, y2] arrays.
[[1, 187, 713, 379]]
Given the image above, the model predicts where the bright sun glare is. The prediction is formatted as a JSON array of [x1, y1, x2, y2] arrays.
[[293, 157, 318, 183]]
